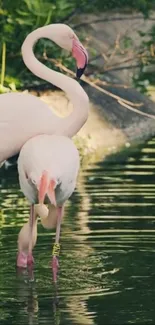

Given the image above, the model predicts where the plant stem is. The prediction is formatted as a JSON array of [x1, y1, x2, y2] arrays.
[[1, 42, 6, 87]]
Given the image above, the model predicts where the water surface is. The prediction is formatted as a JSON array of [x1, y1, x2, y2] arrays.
[[1, 139, 155, 324]]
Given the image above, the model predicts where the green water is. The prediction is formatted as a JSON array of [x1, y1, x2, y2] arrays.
[[1, 138, 155, 325]]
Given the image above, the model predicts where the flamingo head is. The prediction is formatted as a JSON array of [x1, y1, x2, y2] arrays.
[[72, 36, 88, 78], [49, 24, 88, 78]]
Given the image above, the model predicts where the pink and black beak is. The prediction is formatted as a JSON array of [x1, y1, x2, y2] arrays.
[[72, 37, 88, 79], [38, 171, 57, 207]]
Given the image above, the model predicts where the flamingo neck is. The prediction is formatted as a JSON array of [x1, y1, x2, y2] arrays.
[[21, 25, 89, 137], [35, 203, 57, 229], [40, 214, 53, 229]]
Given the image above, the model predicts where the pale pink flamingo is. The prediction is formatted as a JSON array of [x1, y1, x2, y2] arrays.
[[0, 24, 89, 164], [17, 134, 80, 281]]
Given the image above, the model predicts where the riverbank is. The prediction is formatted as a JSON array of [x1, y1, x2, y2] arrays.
[[28, 88, 127, 165]]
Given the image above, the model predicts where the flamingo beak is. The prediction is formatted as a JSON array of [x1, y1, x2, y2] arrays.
[[72, 38, 88, 79], [38, 171, 57, 207]]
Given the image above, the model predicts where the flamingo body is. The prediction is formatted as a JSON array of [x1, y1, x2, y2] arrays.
[[17, 134, 80, 275], [17, 134, 80, 206], [0, 93, 58, 163], [0, 23, 89, 164]]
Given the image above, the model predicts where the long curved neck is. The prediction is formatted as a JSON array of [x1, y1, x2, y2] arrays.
[[21, 25, 89, 137]]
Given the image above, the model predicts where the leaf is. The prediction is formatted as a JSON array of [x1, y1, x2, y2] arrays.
[[15, 18, 33, 26], [16, 9, 30, 16], [122, 36, 133, 49], [44, 10, 53, 26], [57, 0, 73, 11], [8, 82, 17, 91], [3, 24, 14, 35], [138, 31, 146, 37], [0, 9, 8, 15]]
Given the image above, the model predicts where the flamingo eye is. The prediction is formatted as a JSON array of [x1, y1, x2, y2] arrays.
[[31, 179, 37, 185]]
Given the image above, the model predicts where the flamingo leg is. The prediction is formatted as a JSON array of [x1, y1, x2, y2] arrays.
[[17, 250, 27, 268], [52, 205, 64, 282], [17, 204, 36, 268], [27, 204, 35, 265]]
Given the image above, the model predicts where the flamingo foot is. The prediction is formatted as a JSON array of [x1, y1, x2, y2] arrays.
[[17, 252, 27, 268], [27, 253, 34, 266], [52, 256, 59, 282]]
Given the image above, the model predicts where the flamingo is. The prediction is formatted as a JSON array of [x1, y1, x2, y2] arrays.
[[17, 134, 80, 281], [0, 23, 89, 164]]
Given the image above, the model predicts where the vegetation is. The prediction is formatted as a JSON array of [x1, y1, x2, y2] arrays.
[[133, 25, 155, 93], [0, 0, 155, 93]]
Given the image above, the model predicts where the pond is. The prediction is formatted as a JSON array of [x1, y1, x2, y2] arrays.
[[0, 137, 155, 325]]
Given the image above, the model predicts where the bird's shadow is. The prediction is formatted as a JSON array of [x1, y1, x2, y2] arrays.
[[16, 265, 60, 325]]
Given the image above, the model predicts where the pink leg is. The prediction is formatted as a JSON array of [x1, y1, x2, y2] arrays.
[[17, 251, 27, 268], [27, 204, 35, 266], [52, 206, 64, 282], [17, 205, 35, 268]]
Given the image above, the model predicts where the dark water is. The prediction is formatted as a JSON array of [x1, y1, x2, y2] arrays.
[[1, 138, 155, 325]]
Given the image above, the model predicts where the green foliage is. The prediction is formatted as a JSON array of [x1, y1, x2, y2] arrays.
[[94, 0, 153, 16], [0, 0, 155, 92], [122, 36, 133, 49], [0, 0, 90, 91], [133, 25, 155, 93]]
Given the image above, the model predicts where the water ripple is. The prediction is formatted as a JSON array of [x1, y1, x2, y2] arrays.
[[1, 137, 155, 324]]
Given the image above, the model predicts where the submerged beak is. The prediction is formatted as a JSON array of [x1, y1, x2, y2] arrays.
[[72, 37, 88, 79], [38, 171, 57, 207]]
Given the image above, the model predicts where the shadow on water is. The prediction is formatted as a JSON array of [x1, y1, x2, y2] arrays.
[[1, 138, 155, 324]]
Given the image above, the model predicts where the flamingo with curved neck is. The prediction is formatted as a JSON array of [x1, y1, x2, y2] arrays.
[[0, 24, 89, 164], [17, 134, 80, 282]]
